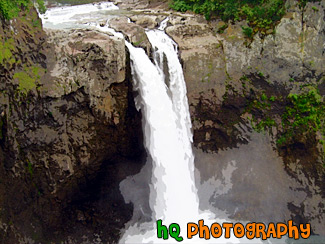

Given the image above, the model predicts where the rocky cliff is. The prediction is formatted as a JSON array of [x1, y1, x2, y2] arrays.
[[0, 0, 324, 243], [164, 0, 325, 236], [0, 7, 144, 244], [126, 0, 324, 237]]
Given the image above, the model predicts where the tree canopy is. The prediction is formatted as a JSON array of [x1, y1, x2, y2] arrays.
[[170, 0, 320, 35], [0, 0, 45, 20]]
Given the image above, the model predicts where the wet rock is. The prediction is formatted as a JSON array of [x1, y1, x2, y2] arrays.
[[109, 17, 152, 54], [129, 15, 159, 29], [113, 0, 149, 9], [113, 0, 169, 10]]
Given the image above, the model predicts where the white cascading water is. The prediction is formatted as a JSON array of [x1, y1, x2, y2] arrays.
[[127, 22, 199, 223]]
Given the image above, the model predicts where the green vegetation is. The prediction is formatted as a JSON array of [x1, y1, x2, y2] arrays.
[[242, 26, 253, 38], [0, 0, 29, 19], [21, 7, 45, 34], [217, 23, 228, 34], [311, 6, 318, 11], [257, 71, 265, 78], [133, 36, 146, 47], [277, 87, 324, 149], [171, 0, 285, 30], [246, 91, 276, 133], [0, 0, 45, 20], [171, 0, 320, 36], [246, 84, 324, 161], [35, 0, 46, 14], [27, 160, 33, 178], [297, 0, 320, 9], [0, 38, 16, 65], [13, 66, 44, 96]]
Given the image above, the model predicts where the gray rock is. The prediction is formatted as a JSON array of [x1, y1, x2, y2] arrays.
[[165, 3, 325, 236], [109, 17, 152, 54]]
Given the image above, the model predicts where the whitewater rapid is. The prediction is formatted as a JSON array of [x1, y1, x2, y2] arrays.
[[40, 1, 118, 29]]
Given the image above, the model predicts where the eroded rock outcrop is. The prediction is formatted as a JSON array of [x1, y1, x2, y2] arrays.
[[0, 8, 144, 244], [163, 0, 324, 235], [109, 16, 152, 54], [118, 0, 324, 236]]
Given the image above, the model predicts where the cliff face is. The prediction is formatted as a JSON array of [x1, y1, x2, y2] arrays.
[[0, 0, 324, 243], [163, 0, 324, 235], [90, 0, 324, 236], [0, 7, 144, 244]]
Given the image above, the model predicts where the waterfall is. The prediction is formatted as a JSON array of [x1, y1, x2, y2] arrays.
[[120, 20, 261, 244], [126, 21, 200, 223], [119, 23, 197, 244], [40, 5, 264, 242]]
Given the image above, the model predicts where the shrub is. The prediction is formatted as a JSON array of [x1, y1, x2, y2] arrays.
[[242, 26, 253, 38], [170, 0, 320, 36], [35, 0, 46, 14], [278, 87, 324, 147], [0, 0, 29, 19], [0, 0, 45, 19], [298, 0, 321, 9]]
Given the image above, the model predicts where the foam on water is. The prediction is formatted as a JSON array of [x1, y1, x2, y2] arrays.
[[40, 2, 118, 28]]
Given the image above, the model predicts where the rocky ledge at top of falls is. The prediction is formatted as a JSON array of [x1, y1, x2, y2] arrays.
[[109, 16, 153, 54]]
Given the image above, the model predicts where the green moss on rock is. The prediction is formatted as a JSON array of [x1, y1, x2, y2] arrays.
[[0, 0, 45, 20], [0, 38, 16, 64], [245, 82, 324, 164], [13, 66, 44, 95]]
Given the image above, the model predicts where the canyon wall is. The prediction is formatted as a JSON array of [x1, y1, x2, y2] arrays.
[[164, 0, 325, 236], [121, 0, 324, 236], [0, 0, 324, 243], [0, 7, 144, 244]]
